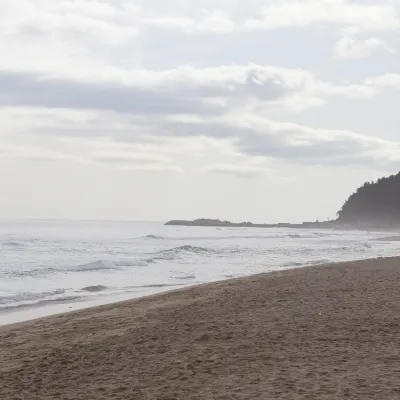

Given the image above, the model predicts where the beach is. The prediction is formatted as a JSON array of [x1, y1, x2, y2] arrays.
[[1, 257, 400, 399]]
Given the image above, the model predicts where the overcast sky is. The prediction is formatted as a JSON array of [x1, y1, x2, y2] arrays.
[[1, 0, 400, 223]]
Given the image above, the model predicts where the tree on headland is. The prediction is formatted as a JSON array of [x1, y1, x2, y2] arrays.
[[337, 172, 400, 225]]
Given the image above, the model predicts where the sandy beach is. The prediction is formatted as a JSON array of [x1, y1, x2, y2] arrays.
[[1, 257, 400, 399]]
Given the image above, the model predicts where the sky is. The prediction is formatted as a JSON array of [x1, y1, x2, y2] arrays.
[[1, 0, 400, 223]]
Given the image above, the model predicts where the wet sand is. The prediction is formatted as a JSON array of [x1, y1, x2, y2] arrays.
[[1, 257, 400, 399]]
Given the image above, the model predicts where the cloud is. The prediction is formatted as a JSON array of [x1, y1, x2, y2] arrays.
[[142, 10, 235, 34], [91, 152, 170, 165], [90, 151, 182, 171], [201, 164, 271, 179], [119, 164, 184, 173], [1, 0, 398, 70], [365, 74, 400, 90], [2, 101, 400, 173], [141, 0, 400, 34], [0, 64, 387, 118], [157, 113, 400, 170], [0, 67, 317, 114], [0, 141, 87, 164], [334, 36, 397, 59], [1, 0, 400, 177], [0, 0, 139, 45], [138, 0, 400, 34], [254, 0, 399, 31]]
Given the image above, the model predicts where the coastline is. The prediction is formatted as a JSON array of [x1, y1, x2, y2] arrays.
[[165, 218, 400, 231], [1, 256, 400, 399]]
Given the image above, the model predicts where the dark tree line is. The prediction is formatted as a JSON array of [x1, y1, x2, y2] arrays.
[[337, 172, 400, 224]]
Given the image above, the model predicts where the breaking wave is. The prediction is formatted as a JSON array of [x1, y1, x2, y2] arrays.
[[134, 283, 187, 289], [282, 261, 304, 267], [312, 232, 335, 237], [0, 296, 81, 311], [2, 267, 59, 279], [0, 289, 82, 311], [71, 259, 147, 272], [2, 259, 148, 279], [173, 274, 196, 280], [0, 283, 188, 312], [2, 240, 24, 247], [80, 285, 109, 293], [0, 289, 66, 306], [306, 259, 331, 266], [138, 233, 335, 241], [160, 245, 214, 255], [147, 245, 215, 262], [71, 260, 121, 272], [374, 236, 400, 242]]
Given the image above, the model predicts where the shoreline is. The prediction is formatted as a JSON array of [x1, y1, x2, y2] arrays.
[[2, 256, 400, 399], [0, 283, 194, 328], [0, 255, 396, 329], [0, 255, 380, 328]]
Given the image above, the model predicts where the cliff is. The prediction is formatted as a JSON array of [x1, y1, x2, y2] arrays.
[[337, 172, 400, 226]]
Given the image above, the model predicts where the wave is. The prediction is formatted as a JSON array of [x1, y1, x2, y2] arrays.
[[141, 283, 187, 288], [312, 232, 334, 237], [282, 261, 304, 267], [0, 295, 82, 311], [0, 289, 66, 306], [2, 262, 122, 279], [2, 240, 24, 247], [374, 236, 400, 242], [147, 245, 215, 262], [71, 260, 122, 272], [2, 259, 148, 279], [0, 283, 188, 312], [306, 259, 331, 266], [282, 259, 334, 268], [114, 260, 148, 267], [80, 285, 108, 293], [2, 267, 59, 279], [288, 234, 318, 239], [137, 234, 328, 241], [161, 245, 213, 254], [173, 274, 196, 280], [184, 245, 213, 253], [71, 259, 147, 272], [142, 234, 165, 240]]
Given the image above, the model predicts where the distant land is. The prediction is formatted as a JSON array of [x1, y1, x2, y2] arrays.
[[166, 172, 400, 230], [164, 218, 362, 230], [165, 218, 336, 229]]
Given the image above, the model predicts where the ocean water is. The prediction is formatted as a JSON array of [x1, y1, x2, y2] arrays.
[[1, 220, 399, 325]]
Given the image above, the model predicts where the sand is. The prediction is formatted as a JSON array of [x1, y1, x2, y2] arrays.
[[1, 257, 400, 400]]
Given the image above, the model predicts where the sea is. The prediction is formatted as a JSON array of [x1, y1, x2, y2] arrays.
[[1, 219, 399, 325]]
